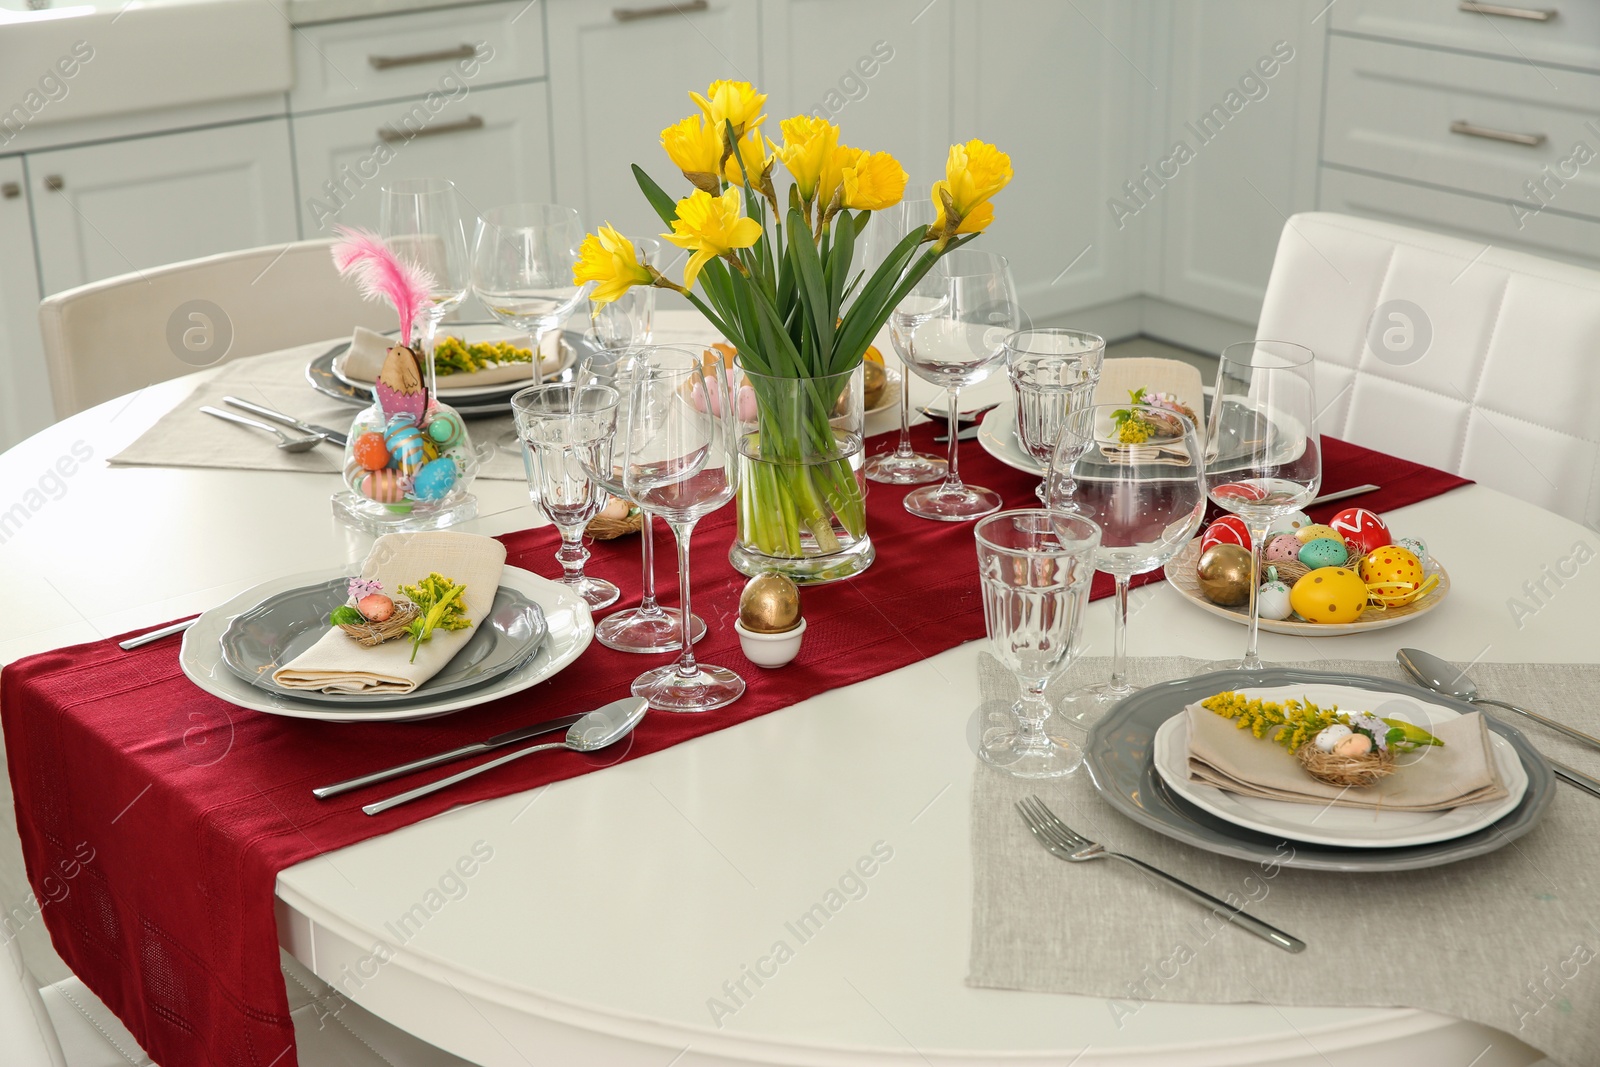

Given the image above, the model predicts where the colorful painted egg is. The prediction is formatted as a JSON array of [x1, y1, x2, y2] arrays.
[[1360, 546, 1428, 606], [1290, 567, 1369, 624], [1298, 537, 1349, 569], [425, 409, 466, 450], [1264, 533, 1302, 564], [1200, 515, 1252, 553], [1330, 507, 1391, 555], [355, 467, 406, 504], [1257, 579, 1293, 621], [1266, 510, 1314, 539], [385, 420, 428, 471], [1395, 536, 1428, 562], [352, 432, 389, 471], [411, 457, 458, 501], [1294, 523, 1341, 545]]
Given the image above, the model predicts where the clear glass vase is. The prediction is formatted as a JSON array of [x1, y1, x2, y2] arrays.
[[729, 362, 874, 585]]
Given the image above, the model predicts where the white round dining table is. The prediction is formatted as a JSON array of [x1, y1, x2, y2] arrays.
[[2, 348, 1590, 1067]]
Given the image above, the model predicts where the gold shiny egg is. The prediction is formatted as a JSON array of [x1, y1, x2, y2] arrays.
[[1196, 544, 1253, 606], [739, 572, 801, 633]]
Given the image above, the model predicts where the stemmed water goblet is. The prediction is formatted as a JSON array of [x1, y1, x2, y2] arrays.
[[511, 383, 621, 610], [621, 346, 744, 712], [892, 248, 1021, 521], [572, 349, 707, 654], [974, 510, 1102, 778], [379, 178, 472, 386], [1004, 327, 1104, 505], [1048, 403, 1206, 723], [865, 198, 946, 486], [472, 203, 588, 381], [587, 236, 660, 352], [1204, 340, 1321, 671]]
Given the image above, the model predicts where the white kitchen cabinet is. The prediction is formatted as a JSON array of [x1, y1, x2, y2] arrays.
[[292, 80, 554, 236], [546, 0, 760, 238], [1152, 0, 1323, 328], [0, 158, 49, 447], [761, 0, 951, 180], [30, 119, 299, 296], [951, 0, 1144, 321]]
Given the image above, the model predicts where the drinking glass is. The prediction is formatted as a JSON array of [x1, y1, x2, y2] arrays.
[[512, 384, 621, 610], [893, 248, 1021, 520], [588, 236, 659, 352], [1204, 340, 1321, 671], [866, 198, 946, 486], [472, 204, 587, 378], [621, 346, 744, 712], [379, 178, 471, 385], [1004, 327, 1104, 505], [974, 510, 1101, 778], [1049, 404, 1206, 723], [572, 350, 707, 654]]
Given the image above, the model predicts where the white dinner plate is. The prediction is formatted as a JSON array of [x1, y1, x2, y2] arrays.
[[976, 401, 1044, 475], [865, 365, 900, 416], [1152, 681, 1527, 848], [180, 565, 593, 722], [332, 323, 574, 401]]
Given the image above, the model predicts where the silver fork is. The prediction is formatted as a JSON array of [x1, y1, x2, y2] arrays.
[[1015, 796, 1305, 954]]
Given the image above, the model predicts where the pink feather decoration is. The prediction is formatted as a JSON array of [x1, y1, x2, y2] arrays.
[[329, 226, 436, 347]]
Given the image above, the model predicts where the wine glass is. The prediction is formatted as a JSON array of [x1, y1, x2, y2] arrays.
[[511, 383, 621, 610], [1204, 340, 1321, 671], [1049, 404, 1205, 723], [588, 236, 659, 352], [379, 178, 472, 392], [974, 510, 1101, 778], [1004, 327, 1104, 504], [472, 203, 587, 380], [893, 248, 1021, 521], [571, 349, 708, 654], [865, 197, 946, 486], [621, 346, 744, 712]]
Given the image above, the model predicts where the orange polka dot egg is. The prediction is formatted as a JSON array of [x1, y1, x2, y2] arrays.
[[1360, 545, 1428, 607], [1288, 566, 1369, 624]]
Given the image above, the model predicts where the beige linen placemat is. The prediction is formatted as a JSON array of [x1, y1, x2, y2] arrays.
[[969, 655, 1600, 1067]]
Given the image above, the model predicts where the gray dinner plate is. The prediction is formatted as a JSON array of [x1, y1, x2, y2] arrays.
[[218, 578, 547, 707], [1083, 667, 1556, 872]]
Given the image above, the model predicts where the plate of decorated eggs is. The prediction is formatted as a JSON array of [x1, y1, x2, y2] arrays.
[[1162, 506, 1450, 635]]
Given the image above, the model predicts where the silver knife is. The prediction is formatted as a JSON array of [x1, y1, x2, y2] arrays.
[[312, 712, 585, 799], [223, 396, 348, 447], [1309, 484, 1379, 507], [934, 425, 981, 444]]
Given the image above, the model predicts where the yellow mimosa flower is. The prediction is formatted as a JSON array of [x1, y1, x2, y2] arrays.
[[661, 115, 724, 180], [573, 224, 655, 306], [723, 127, 772, 187], [663, 188, 763, 290], [690, 80, 767, 141], [842, 150, 908, 211], [932, 139, 1013, 234], [771, 115, 839, 201]]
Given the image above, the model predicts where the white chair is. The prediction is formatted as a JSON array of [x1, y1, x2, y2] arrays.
[[1256, 211, 1600, 528], [37, 240, 395, 421], [4, 933, 472, 1067]]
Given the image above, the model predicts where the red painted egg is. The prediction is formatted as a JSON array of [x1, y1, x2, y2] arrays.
[[1330, 507, 1391, 555], [1212, 481, 1268, 504], [1201, 515, 1252, 553], [353, 432, 390, 471]]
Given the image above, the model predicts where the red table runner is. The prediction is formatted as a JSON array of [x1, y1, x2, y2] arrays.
[[1, 424, 1469, 1067]]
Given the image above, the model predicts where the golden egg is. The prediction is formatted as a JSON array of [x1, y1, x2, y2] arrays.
[[739, 572, 801, 634], [1196, 544, 1253, 606]]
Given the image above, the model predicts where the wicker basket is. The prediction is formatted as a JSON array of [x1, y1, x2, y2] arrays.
[[335, 603, 421, 647], [586, 509, 643, 540], [1295, 741, 1395, 788]]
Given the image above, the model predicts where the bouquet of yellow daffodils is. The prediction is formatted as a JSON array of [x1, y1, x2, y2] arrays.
[[574, 79, 1012, 576]]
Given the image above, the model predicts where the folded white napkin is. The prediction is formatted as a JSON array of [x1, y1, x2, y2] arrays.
[[1185, 703, 1508, 812], [341, 326, 559, 390], [271, 532, 507, 695]]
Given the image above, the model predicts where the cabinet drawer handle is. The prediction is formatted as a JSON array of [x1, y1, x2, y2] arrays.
[[378, 115, 485, 143], [613, 0, 708, 22], [1450, 120, 1547, 147], [43, 175, 64, 191], [1458, 2, 1556, 20], [1, 181, 19, 199], [368, 44, 479, 71]]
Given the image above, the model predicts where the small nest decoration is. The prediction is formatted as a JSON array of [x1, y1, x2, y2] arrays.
[[1295, 742, 1396, 788], [336, 603, 421, 647], [1267, 549, 1368, 590], [586, 507, 643, 540]]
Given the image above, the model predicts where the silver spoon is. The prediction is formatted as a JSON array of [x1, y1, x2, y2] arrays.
[[1397, 647, 1600, 799], [201, 406, 322, 452], [362, 696, 648, 815]]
